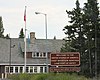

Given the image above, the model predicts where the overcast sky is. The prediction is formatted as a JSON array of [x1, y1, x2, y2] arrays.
[[0, 0, 98, 39]]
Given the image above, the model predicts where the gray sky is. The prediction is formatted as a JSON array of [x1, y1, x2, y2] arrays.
[[0, 0, 96, 39]]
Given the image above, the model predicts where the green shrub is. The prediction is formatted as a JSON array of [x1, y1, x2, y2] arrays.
[[19, 73, 31, 80], [9, 73, 90, 80], [8, 73, 31, 80], [8, 74, 20, 80], [33, 74, 48, 80]]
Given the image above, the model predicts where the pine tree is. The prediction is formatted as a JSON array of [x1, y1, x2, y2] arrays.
[[62, 0, 85, 51], [0, 16, 4, 38], [62, 0, 88, 76], [83, 0, 100, 77], [5, 34, 10, 39], [62, 0, 86, 54], [19, 28, 24, 38], [62, 0, 100, 77]]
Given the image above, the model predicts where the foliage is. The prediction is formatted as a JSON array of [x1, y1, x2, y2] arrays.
[[61, 0, 86, 52], [19, 28, 24, 38], [8, 73, 90, 80], [61, 40, 72, 52], [5, 34, 10, 39], [83, 0, 100, 76], [8, 73, 31, 80], [61, 0, 100, 77], [0, 16, 12, 38], [0, 16, 4, 38]]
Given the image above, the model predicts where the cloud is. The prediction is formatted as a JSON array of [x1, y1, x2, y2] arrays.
[[0, 0, 94, 39]]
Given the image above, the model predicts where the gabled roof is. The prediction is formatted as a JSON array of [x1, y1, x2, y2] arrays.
[[0, 38, 64, 65]]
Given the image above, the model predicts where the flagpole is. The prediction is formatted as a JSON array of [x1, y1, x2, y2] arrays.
[[24, 6, 27, 73]]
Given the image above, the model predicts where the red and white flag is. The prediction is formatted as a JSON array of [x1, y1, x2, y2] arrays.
[[24, 6, 26, 22]]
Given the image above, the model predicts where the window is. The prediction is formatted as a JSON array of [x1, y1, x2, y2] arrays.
[[32, 52, 36, 57], [32, 52, 37, 57], [40, 53, 42, 57], [10, 67, 13, 73], [32, 52, 48, 58], [20, 67, 23, 73], [30, 67, 33, 73], [44, 67, 47, 73], [43, 52, 46, 57], [5, 66, 9, 73], [15, 67, 18, 73], [40, 67, 43, 73], [26, 67, 29, 73], [34, 67, 37, 73], [37, 52, 39, 57], [33, 53, 35, 57]]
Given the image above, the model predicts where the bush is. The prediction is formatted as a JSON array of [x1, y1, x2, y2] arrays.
[[9, 73, 90, 80], [8, 73, 31, 80], [31, 74, 48, 80]]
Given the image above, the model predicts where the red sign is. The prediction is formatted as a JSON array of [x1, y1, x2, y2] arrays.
[[50, 67, 80, 72], [50, 52, 80, 66]]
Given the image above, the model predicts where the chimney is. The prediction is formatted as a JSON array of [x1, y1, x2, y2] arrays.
[[30, 32, 35, 44], [54, 36, 56, 40]]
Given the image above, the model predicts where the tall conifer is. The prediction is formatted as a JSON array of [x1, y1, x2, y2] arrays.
[[0, 17, 4, 38]]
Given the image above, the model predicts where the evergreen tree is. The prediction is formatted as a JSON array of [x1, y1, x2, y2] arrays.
[[5, 34, 10, 39], [62, 0, 100, 77], [62, 0, 88, 76], [83, 0, 100, 77], [0, 16, 4, 38], [19, 28, 24, 38], [62, 0, 85, 51]]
